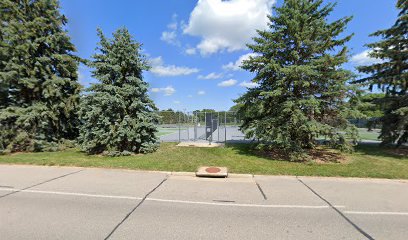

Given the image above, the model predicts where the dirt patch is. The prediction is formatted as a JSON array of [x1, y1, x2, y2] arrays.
[[257, 148, 346, 164], [387, 147, 408, 157], [308, 149, 347, 164]]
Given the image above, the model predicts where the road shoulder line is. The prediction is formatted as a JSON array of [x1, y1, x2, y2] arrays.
[[0, 169, 83, 199]]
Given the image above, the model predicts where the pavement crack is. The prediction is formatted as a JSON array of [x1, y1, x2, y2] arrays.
[[104, 175, 168, 240], [0, 169, 84, 200], [255, 181, 267, 200], [296, 177, 375, 240]]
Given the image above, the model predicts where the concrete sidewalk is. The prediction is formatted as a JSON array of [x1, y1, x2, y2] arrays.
[[0, 165, 407, 240]]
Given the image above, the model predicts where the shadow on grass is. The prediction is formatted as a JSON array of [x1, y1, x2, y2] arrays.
[[226, 142, 408, 163], [225, 143, 341, 163], [355, 142, 408, 160], [224, 142, 280, 161]]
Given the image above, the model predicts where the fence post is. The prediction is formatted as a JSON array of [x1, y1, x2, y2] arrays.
[[224, 112, 227, 146], [186, 111, 190, 141], [209, 117, 213, 145], [178, 111, 181, 143], [217, 112, 220, 142], [204, 112, 207, 143], [194, 112, 197, 141]]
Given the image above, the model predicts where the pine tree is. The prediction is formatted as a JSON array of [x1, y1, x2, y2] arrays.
[[0, 0, 81, 153], [78, 28, 159, 155], [357, 0, 407, 146], [0, 1, 8, 108], [235, 0, 359, 160]]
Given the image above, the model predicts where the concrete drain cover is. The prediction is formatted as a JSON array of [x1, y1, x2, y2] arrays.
[[196, 166, 228, 178]]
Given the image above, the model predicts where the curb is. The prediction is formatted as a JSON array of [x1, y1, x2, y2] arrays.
[[0, 163, 407, 183]]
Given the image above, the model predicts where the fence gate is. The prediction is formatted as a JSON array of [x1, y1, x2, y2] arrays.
[[205, 113, 218, 141]]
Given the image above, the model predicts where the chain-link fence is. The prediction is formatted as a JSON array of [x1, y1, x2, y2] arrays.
[[349, 118, 382, 130], [156, 111, 246, 144], [155, 113, 384, 144]]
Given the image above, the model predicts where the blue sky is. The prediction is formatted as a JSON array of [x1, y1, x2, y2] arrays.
[[60, 0, 399, 111]]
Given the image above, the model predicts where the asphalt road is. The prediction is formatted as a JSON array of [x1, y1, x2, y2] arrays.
[[0, 165, 407, 240]]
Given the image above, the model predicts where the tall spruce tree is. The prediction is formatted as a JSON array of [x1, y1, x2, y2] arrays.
[[78, 28, 159, 155], [0, 0, 81, 153], [357, 0, 407, 146], [235, 0, 359, 160], [0, 1, 8, 109]]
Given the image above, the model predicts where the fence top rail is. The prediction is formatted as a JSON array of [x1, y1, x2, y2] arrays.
[[156, 111, 239, 114]]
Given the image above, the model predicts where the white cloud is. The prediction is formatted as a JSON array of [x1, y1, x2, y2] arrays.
[[150, 56, 199, 77], [218, 79, 237, 87], [151, 86, 176, 96], [240, 81, 259, 88], [187, 94, 193, 98], [185, 47, 197, 55], [197, 90, 206, 95], [77, 70, 84, 81], [222, 53, 259, 71], [161, 31, 179, 46], [168, 21, 178, 30], [183, 0, 275, 55], [173, 100, 181, 104], [161, 14, 180, 46], [351, 50, 383, 66], [77, 65, 97, 86], [198, 72, 223, 80]]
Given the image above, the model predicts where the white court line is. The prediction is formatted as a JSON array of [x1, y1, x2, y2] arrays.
[[0, 188, 343, 209], [345, 211, 408, 216]]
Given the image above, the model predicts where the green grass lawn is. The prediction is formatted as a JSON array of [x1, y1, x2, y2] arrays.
[[0, 143, 407, 179], [358, 128, 381, 141]]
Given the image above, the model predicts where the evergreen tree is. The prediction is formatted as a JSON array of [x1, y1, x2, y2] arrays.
[[357, 0, 407, 146], [0, 1, 8, 108], [78, 28, 159, 155], [356, 93, 386, 119], [235, 0, 359, 160], [348, 93, 385, 131], [0, 0, 81, 153]]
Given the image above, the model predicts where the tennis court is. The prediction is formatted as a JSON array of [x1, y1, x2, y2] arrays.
[[156, 111, 246, 143]]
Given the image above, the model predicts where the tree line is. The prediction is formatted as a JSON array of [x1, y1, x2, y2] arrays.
[[0, 0, 158, 156], [0, 0, 406, 160]]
